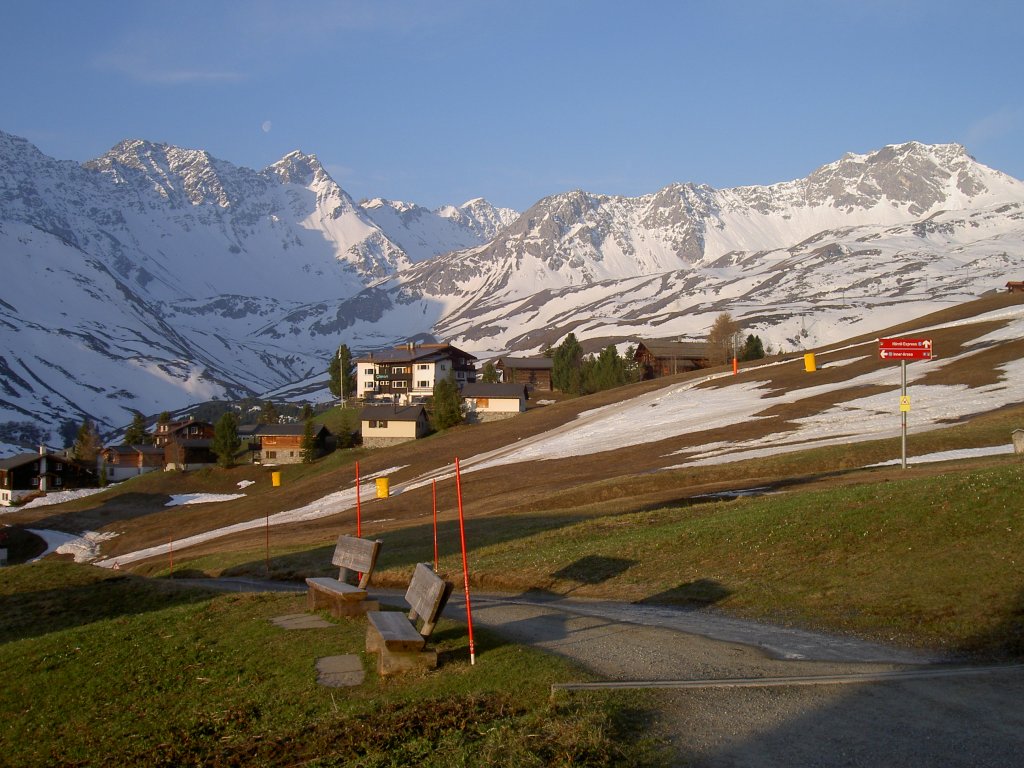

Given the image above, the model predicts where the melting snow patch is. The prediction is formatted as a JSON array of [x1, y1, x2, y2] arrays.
[[868, 445, 1015, 467], [166, 493, 246, 507], [19, 487, 112, 509], [29, 529, 119, 563], [237, 480, 256, 489]]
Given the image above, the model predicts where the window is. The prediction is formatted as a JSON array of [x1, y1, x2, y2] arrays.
[[364, 368, 374, 375], [417, 380, 430, 388], [418, 364, 430, 370], [54, 477, 63, 487], [364, 381, 375, 390], [394, 381, 407, 389], [393, 366, 409, 374], [266, 451, 277, 459], [369, 420, 388, 429]]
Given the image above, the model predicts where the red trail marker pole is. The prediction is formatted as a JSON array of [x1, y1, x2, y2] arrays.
[[355, 461, 362, 537], [432, 478, 439, 572], [454, 457, 476, 665]]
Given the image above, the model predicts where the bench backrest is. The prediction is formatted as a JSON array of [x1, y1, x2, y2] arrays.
[[405, 562, 453, 639], [332, 535, 383, 589]]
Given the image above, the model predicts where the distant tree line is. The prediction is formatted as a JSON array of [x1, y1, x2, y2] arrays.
[[550, 332, 641, 396]]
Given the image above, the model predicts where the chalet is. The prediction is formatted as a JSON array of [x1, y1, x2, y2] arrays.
[[101, 444, 165, 481], [494, 356, 554, 391], [0, 448, 98, 506], [255, 423, 331, 465], [164, 439, 217, 472], [152, 418, 215, 446], [356, 342, 477, 403], [634, 341, 710, 379], [1007, 281, 1024, 294], [461, 382, 528, 422], [359, 404, 430, 448]]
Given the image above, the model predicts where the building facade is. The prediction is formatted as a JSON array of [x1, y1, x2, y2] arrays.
[[356, 343, 477, 402]]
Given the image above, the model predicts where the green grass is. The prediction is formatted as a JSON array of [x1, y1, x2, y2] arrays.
[[0, 561, 665, 767], [442, 462, 1024, 657]]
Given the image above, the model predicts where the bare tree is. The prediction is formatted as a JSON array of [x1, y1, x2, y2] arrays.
[[707, 312, 743, 365]]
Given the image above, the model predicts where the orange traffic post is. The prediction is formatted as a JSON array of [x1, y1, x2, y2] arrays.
[[454, 457, 476, 665], [732, 356, 739, 375]]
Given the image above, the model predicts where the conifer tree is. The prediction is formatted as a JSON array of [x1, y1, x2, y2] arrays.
[[552, 333, 584, 394], [300, 418, 317, 464], [480, 361, 500, 383], [431, 375, 462, 430], [123, 411, 149, 445], [212, 413, 241, 468], [259, 400, 279, 425]]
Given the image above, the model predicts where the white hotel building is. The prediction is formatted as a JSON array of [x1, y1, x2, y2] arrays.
[[355, 342, 477, 402]]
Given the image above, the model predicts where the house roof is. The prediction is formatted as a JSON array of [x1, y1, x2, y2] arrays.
[[461, 382, 528, 399], [356, 343, 477, 365], [0, 450, 85, 470], [635, 341, 710, 359], [104, 444, 164, 455], [359, 405, 427, 422], [495, 356, 554, 370], [0, 453, 42, 470]]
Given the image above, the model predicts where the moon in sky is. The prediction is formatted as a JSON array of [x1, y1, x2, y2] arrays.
[[261, 120, 272, 133]]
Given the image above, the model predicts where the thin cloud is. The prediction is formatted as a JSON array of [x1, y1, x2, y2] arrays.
[[94, 52, 245, 85], [964, 107, 1024, 147]]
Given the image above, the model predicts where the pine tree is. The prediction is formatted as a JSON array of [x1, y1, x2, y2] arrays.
[[552, 333, 584, 394], [212, 413, 241, 468], [740, 334, 766, 361], [300, 418, 317, 464], [480, 361, 500, 383], [329, 344, 355, 400], [123, 411, 148, 445], [301, 403, 314, 420], [259, 400, 279, 425], [431, 375, 462, 430]]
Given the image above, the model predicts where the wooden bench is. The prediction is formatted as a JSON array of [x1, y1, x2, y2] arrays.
[[366, 563, 453, 675], [305, 535, 383, 617]]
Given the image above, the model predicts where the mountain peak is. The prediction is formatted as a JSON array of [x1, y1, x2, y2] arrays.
[[267, 150, 328, 186]]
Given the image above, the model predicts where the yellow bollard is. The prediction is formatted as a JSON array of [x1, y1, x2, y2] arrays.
[[804, 353, 817, 373], [271, 471, 281, 487], [376, 477, 390, 499]]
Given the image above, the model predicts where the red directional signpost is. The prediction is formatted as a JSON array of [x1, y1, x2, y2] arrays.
[[878, 337, 934, 469], [879, 337, 933, 361]]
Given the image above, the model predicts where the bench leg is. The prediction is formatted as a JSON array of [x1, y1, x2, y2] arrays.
[[330, 599, 379, 618], [377, 646, 439, 675]]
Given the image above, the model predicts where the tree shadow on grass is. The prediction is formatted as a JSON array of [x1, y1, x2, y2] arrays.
[[0, 562, 216, 645]]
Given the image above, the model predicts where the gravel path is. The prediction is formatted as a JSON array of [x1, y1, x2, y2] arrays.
[[191, 579, 1024, 767]]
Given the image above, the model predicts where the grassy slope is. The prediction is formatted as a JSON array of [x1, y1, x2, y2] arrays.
[[4, 292, 1024, 657], [0, 561, 660, 767]]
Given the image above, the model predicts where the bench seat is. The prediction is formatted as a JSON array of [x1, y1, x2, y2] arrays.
[[305, 536, 382, 618], [364, 563, 452, 675]]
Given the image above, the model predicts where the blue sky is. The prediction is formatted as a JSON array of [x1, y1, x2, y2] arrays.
[[2, 0, 1022, 211]]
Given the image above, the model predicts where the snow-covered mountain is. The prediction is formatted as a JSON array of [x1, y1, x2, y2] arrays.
[[0, 130, 515, 452], [311, 142, 1024, 354], [3, 132, 1023, 456]]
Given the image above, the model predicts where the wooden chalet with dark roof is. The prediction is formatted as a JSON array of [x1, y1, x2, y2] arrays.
[[1, 448, 98, 506], [634, 341, 710, 379], [255, 423, 331, 465], [101, 444, 165, 481], [494, 356, 554, 391]]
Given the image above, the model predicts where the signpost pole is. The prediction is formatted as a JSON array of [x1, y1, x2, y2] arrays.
[[901, 360, 907, 470]]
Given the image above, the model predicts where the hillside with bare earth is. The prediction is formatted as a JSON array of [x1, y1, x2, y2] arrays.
[[8, 291, 1023, 577]]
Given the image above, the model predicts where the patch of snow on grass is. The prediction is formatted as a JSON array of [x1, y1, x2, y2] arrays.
[[19, 487, 112, 509], [29, 529, 119, 563], [166, 493, 247, 507]]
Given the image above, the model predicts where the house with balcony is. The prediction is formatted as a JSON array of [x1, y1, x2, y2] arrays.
[[356, 342, 477, 403], [0, 448, 99, 506]]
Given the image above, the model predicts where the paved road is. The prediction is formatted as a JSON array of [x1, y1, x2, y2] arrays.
[[188, 578, 1024, 767]]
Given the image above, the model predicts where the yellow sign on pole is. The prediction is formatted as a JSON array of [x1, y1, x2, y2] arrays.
[[899, 396, 911, 412]]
